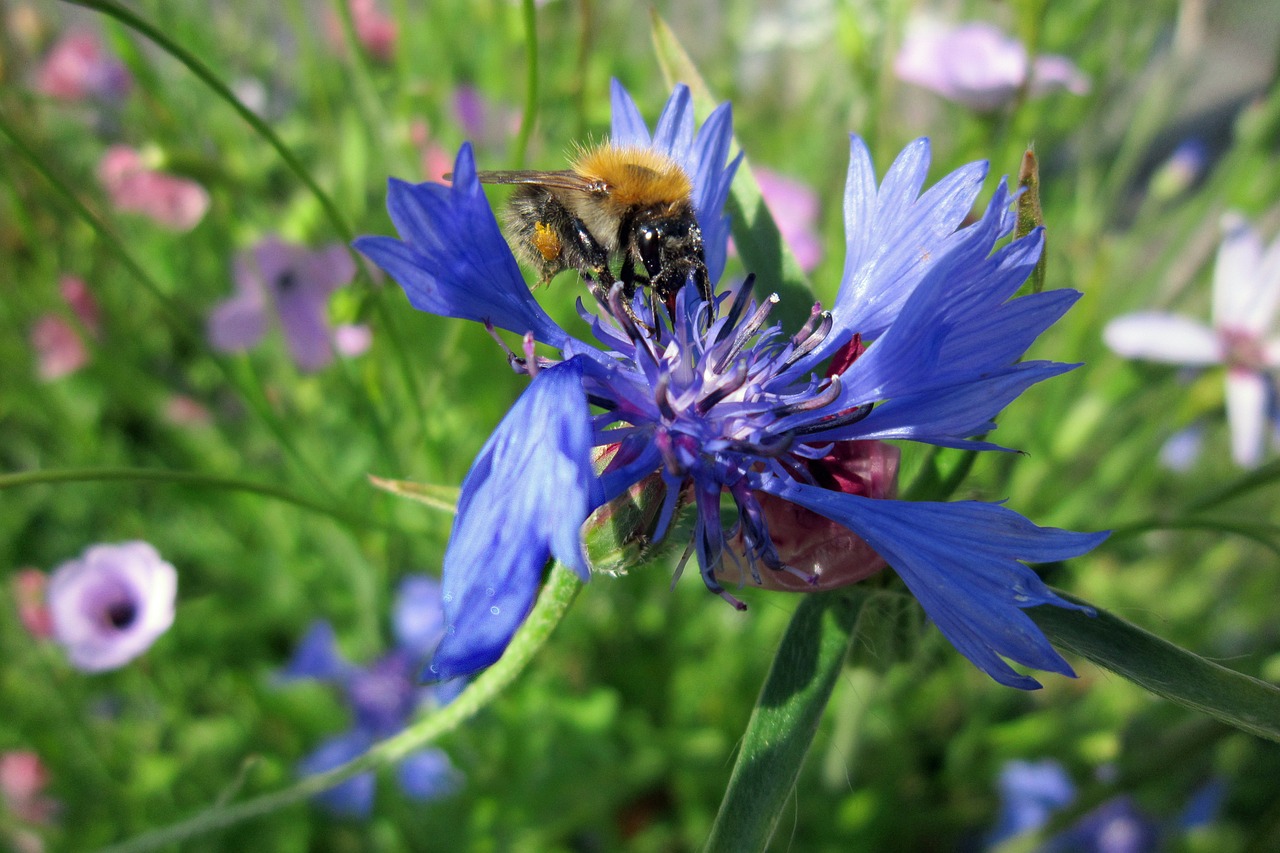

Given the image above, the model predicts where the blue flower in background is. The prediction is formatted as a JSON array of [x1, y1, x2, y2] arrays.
[[357, 81, 1107, 689], [280, 575, 460, 817]]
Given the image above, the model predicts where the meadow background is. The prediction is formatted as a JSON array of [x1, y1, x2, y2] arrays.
[[4, 0, 1280, 850]]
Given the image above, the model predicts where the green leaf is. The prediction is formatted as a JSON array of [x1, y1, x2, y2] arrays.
[[1030, 591, 1280, 743], [649, 11, 815, 329], [704, 589, 867, 853]]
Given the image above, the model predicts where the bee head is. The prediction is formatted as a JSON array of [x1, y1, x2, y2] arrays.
[[634, 208, 704, 279]]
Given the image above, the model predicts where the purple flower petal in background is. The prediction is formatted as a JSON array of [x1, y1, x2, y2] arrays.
[[208, 236, 359, 372], [97, 146, 209, 232], [894, 21, 1089, 112], [451, 84, 520, 148], [754, 167, 823, 272], [986, 759, 1076, 847], [46, 541, 177, 672], [1104, 212, 1280, 466], [297, 730, 377, 818], [392, 575, 446, 660], [278, 621, 353, 682], [281, 574, 461, 815], [397, 748, 460, 801], [34, 30, 131, 101]]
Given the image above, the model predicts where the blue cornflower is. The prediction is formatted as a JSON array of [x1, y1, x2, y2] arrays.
[[279, 575, 460, 817], [356, 81, 1107, 689]]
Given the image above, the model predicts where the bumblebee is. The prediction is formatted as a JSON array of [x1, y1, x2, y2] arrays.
[[477, 143, 710, 318]]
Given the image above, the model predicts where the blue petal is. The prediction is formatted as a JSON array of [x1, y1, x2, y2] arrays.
[[354, 144, 570, 347], [397, 748, 460, 801], [429, 358, 595, 681], [278, 620, 351, 683], [689, 102, 740, 284], [610, 79, 651, 146], [821, 361, 1077, 448], [759, 482, 1108, 689], [298, 729, 376, 817], [819, 136, 989, 359], [651, 83, 695, 162]]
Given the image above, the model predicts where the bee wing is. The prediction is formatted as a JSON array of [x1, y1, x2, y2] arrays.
[[473, 170, 603, 193]]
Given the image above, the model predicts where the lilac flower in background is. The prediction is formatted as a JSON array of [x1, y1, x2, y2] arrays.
[[729, 167, 823, 272], [34, 30, 131, 102], [895, 21, 1090, 112], [357, 81, 1106, 689], [1159, 424, 1205, 472], [97, 146, 210, 232], [451, 84, 520, 148], [1104, 212, 1280, 466], [207, 236, 363, 372], [46, 541, 177, 672], [1148, 138, 1210, 201], [986, 759, 1223, 852], [280, 575, 460, 817]]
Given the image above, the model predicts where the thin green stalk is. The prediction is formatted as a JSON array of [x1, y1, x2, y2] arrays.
[[93, 564, 583, 853], [62, 0, 355, 242], [0, 468, 391, 532], [62, 0, 425, 458], [0, 110, 338, 501], [514, 0, 539, 168]]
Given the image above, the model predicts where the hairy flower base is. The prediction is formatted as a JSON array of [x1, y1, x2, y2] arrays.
[[722, 440, 900, 591]]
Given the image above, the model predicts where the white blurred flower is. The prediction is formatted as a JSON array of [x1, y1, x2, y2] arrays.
[[1105, 213, 1280, 466]]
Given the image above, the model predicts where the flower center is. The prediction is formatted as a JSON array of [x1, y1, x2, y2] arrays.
[[1219, 326, 1265, 372], [105, 599, 137, 629]]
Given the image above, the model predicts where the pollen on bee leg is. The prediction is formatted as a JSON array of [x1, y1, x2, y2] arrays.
[[532, 221, 562, 263]]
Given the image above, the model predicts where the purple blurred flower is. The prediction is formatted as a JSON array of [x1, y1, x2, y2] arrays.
[[987, 759, 1076, 846], [1104, 212, 1280, 466], [280, 575, 460, 817], [97, 146, 209, 232], [207, 236, 360, 372], [46, 542, 177, 672], [357, 80, 1106, 690], [34, 30, 131, 101], [452, 84, 520, 148], [895, 21, 1089, 112]]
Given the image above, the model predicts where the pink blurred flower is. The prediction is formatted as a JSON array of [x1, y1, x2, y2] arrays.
[[97, 146, 210, 232], [207, 236, 360, 371], [59, 275, 99, 334], [34, 30, 131, 101], [30, 314, 87, 381], [326, 0, 397, 63], [162, 395, 212, 427], [333, 323, 373, 356], [0, 752, 56, 825], [47, 541, 177, 672], [411, 122, 454, 183], [732, 167, 823, 272], [1105, 212, 1280, 466], [12, 570, 53, 639], [894, 21, 1090, 112]]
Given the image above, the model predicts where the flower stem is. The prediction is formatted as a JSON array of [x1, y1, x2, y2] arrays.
[[704, 588, 868, 853], [91, 563, 583, 853]]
